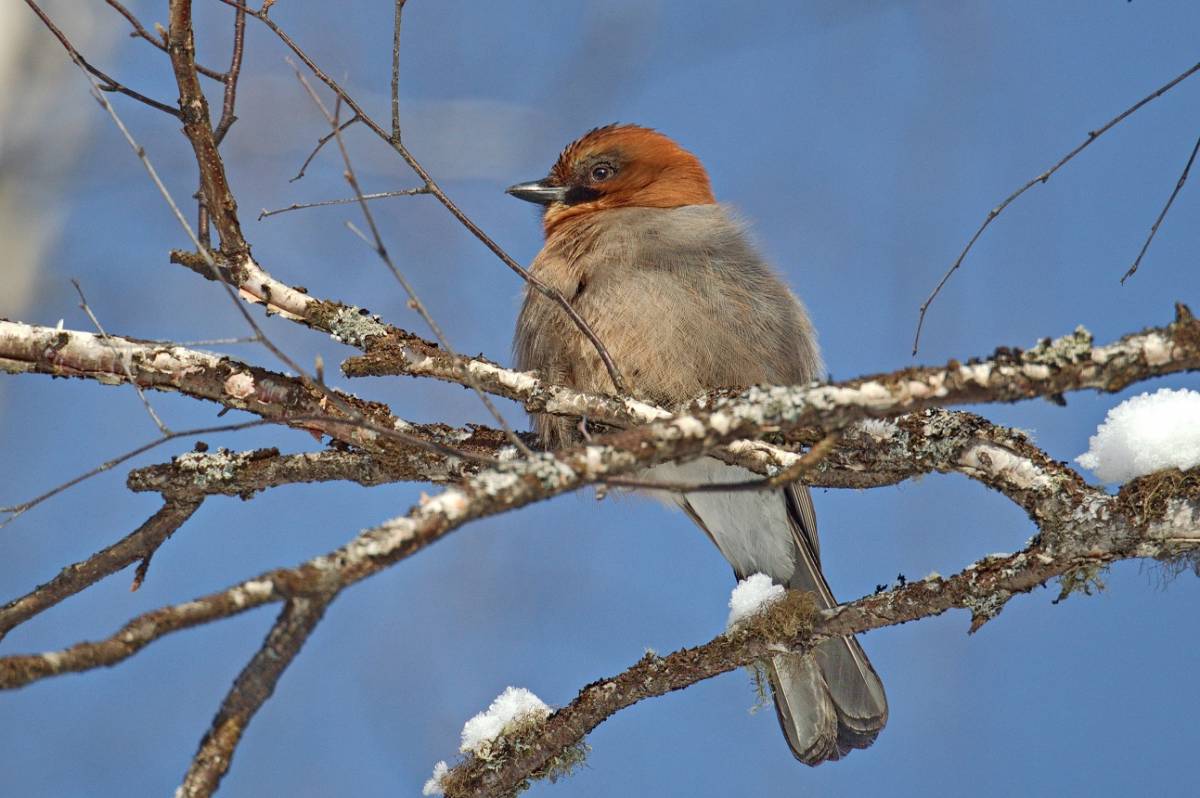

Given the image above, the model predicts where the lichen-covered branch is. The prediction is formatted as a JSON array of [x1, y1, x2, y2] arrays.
[[440, 475, 1200, 798], [2, 322, 1195, 692], [0, 320, 518, 473], [125, 445, 496, 500]]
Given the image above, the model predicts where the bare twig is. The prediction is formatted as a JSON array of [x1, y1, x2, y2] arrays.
[[167, 0, 248, 257], [913, 58, 1200, 354], [176, 595, 331, 798], [257, 187, 429, 219], [71, 279, 170, 435], [212, 4, 247, 146], [215, 0, 629, 394], [0, 420, 271, 528], [125, 442, 516, 499], [24, 0, 181, 116], [71, 8, 477, 484], [1122, 132, 1200, 283], [289, 72, 533, 457], [103, 0, 226, 81], [390, 0, 408, 141], [289, 115, 361, 182]]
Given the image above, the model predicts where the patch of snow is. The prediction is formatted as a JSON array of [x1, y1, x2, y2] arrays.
[[726, 573, 785, 629], [421, 761, 448, 796], [460, 687, 551, 756], [1076, 388, 1200, 483]]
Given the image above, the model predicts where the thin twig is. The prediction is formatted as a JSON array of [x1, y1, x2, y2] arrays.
[[24, 0, 181, 117], [291, 70, 533, 456], [257, 187, 428, 219], [913, 58, 1200, 354], [71, 279, 171, 434], [103, 0, 226, 81], [215, 1, 628, 394], [390, 0, 407, 142], [176, 595, 331, 798], [290, 116, 360, 181], [212, 4, 247, 145], [0, 420, 272, 527], [603, 433, 840, 493], [1122, 132, 1200, 284], [176, 336, 261, 346], [83, 5, 482, 478]]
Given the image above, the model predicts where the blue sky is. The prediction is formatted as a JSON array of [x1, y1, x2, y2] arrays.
[[2, 2, 1199, 796]]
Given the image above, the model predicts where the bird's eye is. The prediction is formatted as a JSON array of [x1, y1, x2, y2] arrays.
[[590, 164, 615, 182]]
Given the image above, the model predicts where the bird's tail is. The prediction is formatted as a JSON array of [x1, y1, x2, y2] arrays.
[[643, 461, 887, 763], [767, 632, 887, 764]]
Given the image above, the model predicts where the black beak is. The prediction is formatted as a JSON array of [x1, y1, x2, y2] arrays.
[[505, 179, 568, 205]]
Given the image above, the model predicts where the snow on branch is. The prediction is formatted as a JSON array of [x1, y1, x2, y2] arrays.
[[438, 474, 1200, 797]]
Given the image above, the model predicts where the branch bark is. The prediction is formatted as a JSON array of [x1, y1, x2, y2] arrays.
[[176, 595, 331, 798], [441, 473, 1200, 797]]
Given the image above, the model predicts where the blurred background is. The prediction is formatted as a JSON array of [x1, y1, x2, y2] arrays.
[[2, 2, 1198, 796]]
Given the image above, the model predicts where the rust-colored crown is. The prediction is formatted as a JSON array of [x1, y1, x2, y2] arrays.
[[541, 124, 716, 237]]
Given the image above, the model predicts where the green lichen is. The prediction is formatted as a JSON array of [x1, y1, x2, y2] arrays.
[[1026, 325, 1094, 364], [1053, 562, 1107, 604], [310, 301, 388, 348]]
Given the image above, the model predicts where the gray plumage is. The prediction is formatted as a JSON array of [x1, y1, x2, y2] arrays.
[[515, 203, 887, 764]]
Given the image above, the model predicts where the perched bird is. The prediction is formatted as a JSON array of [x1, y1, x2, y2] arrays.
[[507, 124, 887, 764]]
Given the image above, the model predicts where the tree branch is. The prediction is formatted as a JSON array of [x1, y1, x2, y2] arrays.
[[213, 0, 628, 393], [167, 0, 247, 257], [0, 499, 203, 641], [4, 309, 1197, 690], [24, 0, 182, 117], [176, 595, 331, 798], [441, 476, 1200, 797]]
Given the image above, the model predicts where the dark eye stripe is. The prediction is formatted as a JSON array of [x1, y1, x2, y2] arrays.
[[563, 185, 602, 205]]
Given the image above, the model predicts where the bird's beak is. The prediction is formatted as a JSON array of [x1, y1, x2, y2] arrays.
[[505, 179, 568, 205]]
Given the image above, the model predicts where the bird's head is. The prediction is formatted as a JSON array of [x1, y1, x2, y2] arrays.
[[506, 124, 716, 238]]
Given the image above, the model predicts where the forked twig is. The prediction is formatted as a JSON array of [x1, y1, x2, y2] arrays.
[[290, 116, 361, 181], [25, 0, 181, 117], [913, 58, 1200, 354], [103, 0, 226, 81], [216, 0, 628, 394], [291, 69, 534, 456]]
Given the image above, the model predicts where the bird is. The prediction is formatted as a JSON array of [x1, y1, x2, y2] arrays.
[[506, 123, 887, 765]]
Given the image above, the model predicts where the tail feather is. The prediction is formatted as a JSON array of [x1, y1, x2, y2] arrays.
[[643, 460, 888, 765], [811, 634, 888, 752], [767, 653, 838, 765]]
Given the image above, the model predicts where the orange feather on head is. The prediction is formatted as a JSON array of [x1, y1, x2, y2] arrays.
[[538, 124, 717, 238]]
